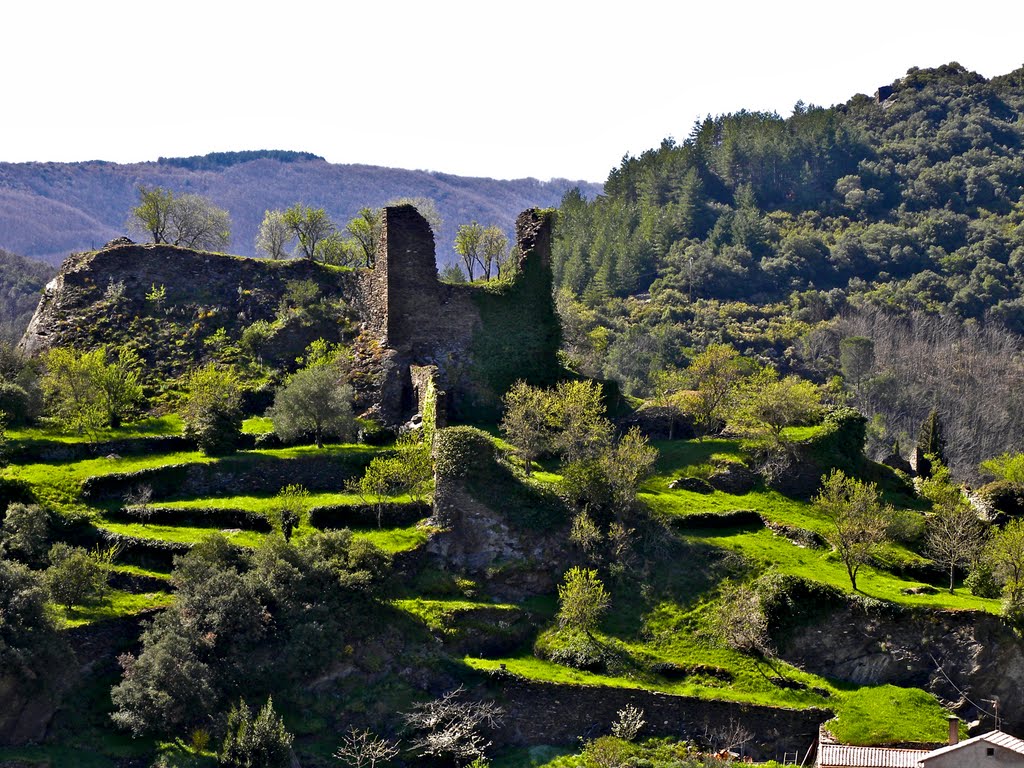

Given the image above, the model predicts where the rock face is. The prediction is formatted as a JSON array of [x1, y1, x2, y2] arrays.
[[781, 601, 1024, 733], [18, 206, 561, 426]]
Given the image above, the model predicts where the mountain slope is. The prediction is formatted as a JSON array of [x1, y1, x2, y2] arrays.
[[0, 152, 602, 265]]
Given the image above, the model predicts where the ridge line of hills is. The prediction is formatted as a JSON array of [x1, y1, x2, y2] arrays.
[[0, 150, 602, 266]]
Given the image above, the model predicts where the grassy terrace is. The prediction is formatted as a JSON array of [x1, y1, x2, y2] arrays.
[[2, 421, 431, 626], [393, 598, 519, 633], [154, 490, 420, 513], [456, 431, 991, 748]]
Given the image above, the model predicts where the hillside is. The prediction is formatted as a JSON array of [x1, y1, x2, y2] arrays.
[[4, 64, 1024, 768], [552, 62, 1024, 476], [0, 247, 54, 342], [0, 151, 601, 265]]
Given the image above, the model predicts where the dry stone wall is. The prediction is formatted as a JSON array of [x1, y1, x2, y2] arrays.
[[19, 206, 561, 426]]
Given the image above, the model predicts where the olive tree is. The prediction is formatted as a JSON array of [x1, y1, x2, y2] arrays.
[[267, 366, 354, 448]]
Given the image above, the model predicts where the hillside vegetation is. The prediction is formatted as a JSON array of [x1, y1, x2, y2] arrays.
[[0, 151, 601, 265], [553, 63, 1024, 475], [3, 63, 1024, 768], [0, 247, 54, 342]]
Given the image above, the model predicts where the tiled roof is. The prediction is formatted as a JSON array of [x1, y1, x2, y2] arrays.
[[818, 744, 930, 768], [921, 731, 1024, 761]]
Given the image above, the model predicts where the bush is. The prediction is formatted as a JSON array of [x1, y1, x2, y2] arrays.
[[45, 543, 107, 611], [977, 481, 1024, 518], [0, 502, 50, 565], [181, 365, 242, 455], [220, 697, 294, 768], [0, 381, 35, 426], [966, 561, 1002, 599]]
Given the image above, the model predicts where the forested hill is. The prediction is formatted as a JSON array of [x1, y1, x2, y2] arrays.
[[0, 150, 601, 265], [552, 62, 1024, 474], [0, 247, 54, 343]]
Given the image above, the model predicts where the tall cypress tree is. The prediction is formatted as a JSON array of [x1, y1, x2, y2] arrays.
[[915, 409, 946, 477]]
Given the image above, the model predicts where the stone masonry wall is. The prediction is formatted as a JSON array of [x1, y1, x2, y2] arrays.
[[487, 677, 830, 762], [19, 205, 562, 426]]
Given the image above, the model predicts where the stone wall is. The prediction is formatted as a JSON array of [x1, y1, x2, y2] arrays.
[[20, 206, 562, 427], [487, 677, 830, 762]]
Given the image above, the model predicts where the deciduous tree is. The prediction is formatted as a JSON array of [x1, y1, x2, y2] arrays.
[[480, 225, 509, 281], [500, 379, 554, 476], [682, 344, 749, 439], [345, 207, 383, 268], [454, 222, 484, 281], [180, 365, 242, 455], [921, 463, 987, 592], [557, 566, 610, 634], [129, 186, 230, 250], [255, 209, 292, 259], [283, 204, 336, 261], [814, 470, 890, 591]]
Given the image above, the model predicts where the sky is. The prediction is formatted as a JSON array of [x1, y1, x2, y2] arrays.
[[3, 0, 1023, 183]]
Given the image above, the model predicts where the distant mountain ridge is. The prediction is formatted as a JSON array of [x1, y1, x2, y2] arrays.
[[0, 151, 603, 265]]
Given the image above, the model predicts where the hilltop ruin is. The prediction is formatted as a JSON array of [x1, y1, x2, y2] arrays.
[[19, 205, 562, 425]]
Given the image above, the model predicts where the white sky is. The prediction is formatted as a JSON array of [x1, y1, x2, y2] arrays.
[[3, 0, 1022, 182]]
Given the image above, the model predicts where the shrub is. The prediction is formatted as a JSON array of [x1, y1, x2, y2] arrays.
[[45, 543, 107, 611], [220, 697, 294, 768], [0, 381, 35, 426], [180, 365, 242, 455], [0, 502, 50, 565]]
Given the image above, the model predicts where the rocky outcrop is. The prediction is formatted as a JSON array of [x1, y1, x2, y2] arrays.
[[781, 601, 1024, 733]]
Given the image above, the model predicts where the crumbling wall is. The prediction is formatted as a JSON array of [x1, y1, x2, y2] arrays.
[[354, 205, 560, 424], [19, 206, 562, 427]]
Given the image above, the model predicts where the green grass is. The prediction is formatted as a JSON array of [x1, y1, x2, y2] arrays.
[[687, 528, 1000, 612], [247, 442, 379, 459], [242, 416, 274, 434], [4, 450, 213, 487], [54, 588, 174, 628], [106, 562, 173, 580], [355, 524, 430, 553], [157, 490, 418, 513], [95, 519, 267, 548], [6, 414, 184, 443], [781, 424, 827, 442], [392, 598, 518, 632], [465, 654, 830, 709], [827, 685, 967, 745]]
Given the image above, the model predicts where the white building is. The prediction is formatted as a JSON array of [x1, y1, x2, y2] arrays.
[[818, 727, 1024, 768]]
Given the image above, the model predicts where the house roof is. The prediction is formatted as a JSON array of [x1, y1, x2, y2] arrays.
[[818, 744, 930, 768], [921, 731, 1024, 762]]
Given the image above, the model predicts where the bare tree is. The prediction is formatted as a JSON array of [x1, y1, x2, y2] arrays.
[[403, 686, 503, 764], [334, 727, 399, 768], [124, 485, 154, 526], [713, 581, 770, 655], [256, 209, 292, 259], [837, 308, 1024, 478]]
